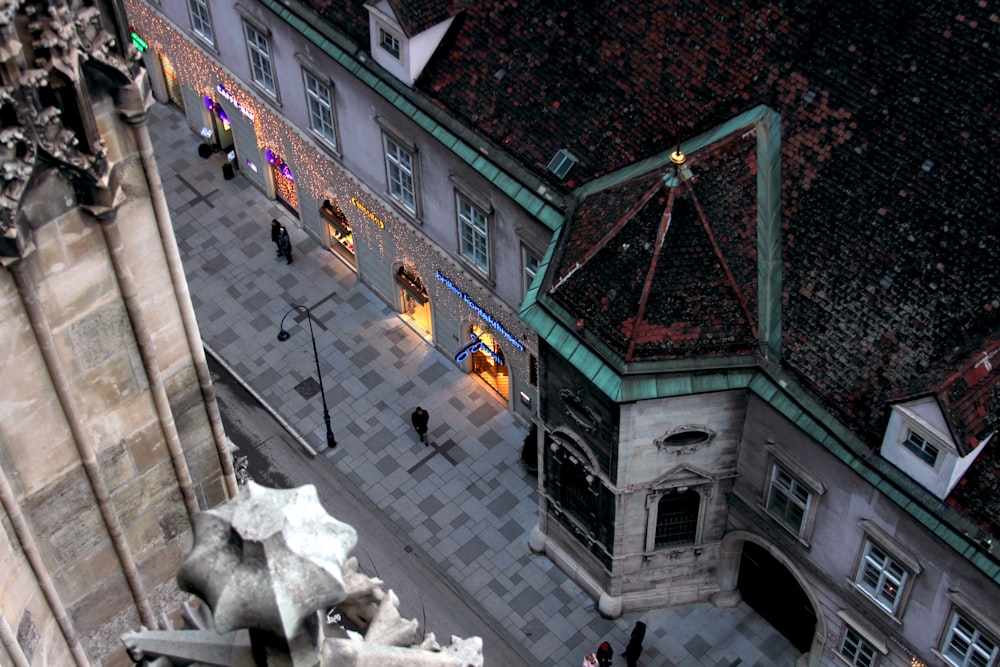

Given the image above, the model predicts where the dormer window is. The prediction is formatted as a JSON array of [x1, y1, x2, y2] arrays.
[[378, 26, 401, 59], [902, 429, 939, 467]]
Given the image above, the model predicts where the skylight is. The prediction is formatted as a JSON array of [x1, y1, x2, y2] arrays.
[[546, 149, 577, 180]]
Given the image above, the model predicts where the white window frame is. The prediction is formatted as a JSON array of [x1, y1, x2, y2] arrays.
[[378, 26, 401, 59], [244, 23, 276, 97], [766, 464, 813, 538], [383, 134, 416, 214], [941, 611, 999, 667], [457, 193, 490, 274], [522, 246, 540, 298], [902, 428, 940, 467], [187, 0, 214, 45], [855, 540, 908, 614], [838, 625, 879, 667], [303, 70, 337, 148]]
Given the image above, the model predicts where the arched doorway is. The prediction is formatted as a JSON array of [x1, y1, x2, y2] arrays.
[[738, 541, 817, 653], [468, 324, 508, 400]]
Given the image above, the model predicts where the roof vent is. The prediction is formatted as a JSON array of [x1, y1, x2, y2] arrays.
[[546, 149, 577, 180]]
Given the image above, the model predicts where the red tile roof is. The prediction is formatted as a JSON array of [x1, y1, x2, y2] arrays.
[[305, 0, 999, 532]]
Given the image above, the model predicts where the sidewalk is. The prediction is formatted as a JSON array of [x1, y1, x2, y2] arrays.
[[148, 101, 800, 667]]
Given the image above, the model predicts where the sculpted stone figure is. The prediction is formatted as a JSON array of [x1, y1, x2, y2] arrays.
[[122, 482, 483, 666]]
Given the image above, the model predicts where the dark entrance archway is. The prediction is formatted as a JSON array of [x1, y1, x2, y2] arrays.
[[738, 541, 817, 652]]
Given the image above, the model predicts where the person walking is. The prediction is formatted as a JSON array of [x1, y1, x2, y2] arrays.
[[277, 226, 293, 264], [623, 621, 646, 667], [582, 653, 599, 667], [595, 641, 613, 667], [411, 406, 429, 445], [270, 219, 282, 257]]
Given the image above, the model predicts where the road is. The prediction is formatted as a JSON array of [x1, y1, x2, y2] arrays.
[[206, 353, 533, 666]]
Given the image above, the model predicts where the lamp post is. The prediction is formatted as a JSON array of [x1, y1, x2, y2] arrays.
[[277, 304, 336, 449]]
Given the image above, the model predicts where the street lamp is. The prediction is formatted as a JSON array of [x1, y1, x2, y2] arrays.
[[277, 304, 337, 449]]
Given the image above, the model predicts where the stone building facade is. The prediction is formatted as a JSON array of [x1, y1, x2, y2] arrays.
[[0, 2, 235, 664]]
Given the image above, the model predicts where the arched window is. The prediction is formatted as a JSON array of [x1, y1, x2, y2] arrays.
[[560, 457, 593, 528]]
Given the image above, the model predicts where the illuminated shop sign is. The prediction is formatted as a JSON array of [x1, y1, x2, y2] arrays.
[[455, 333, 504, 365], [216, 83, 255, 121], [266, 149, 294, 182], [130, 29, 148, 53], [435, 271, 524, 351], [350, 197, 385, 229]]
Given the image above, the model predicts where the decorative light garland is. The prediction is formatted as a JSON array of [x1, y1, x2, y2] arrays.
[[124, 0, 536, 394]]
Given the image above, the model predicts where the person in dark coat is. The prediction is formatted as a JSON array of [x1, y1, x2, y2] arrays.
[[595, 641, 613, 667], [277, 226, 292, 264], [271, 219, 282, 256], [623, 621, 646, 667], [411, 406, 429, 444]]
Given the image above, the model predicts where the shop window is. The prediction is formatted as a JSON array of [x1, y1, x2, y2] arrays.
[[384, 135, 416, 213], [468, 325, 508, 400], [188, 0, 214, 45], [653, 490, 699, 548], [839, 626, 879, 667], [396, 265, 431, 337], [304, 70, 337, 147], [941, 611, 998, 667], [457, 193, 490, 274], [159, 53, 184, 110], [244, 23, 276, 97], [321, 200, 353, 261]]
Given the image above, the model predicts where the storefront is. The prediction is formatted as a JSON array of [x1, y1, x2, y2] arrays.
[[320, 199, 355, 267], [396, 264, 432, 338], [158, 53, 184, 109], [267, 149, 299, 216], [467, 324, 509, 400]]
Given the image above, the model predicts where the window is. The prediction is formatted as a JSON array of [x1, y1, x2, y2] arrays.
[[384, 136, 416, 213], [855, 540, 908, 614], [188, 0, 214, 44], [458, 194, 489, 273], [942, 612, 998, 667], [902, 429, 939, 466], [379, 27, 400, 58], [523, 248, 540, 297], [560, 456, 593, 528], [244, 24, 275, 96], [654, 490, 699, 547], [304, 70, 336, 146], [839, 626, 879, 667], [766, 465, 812, 537]]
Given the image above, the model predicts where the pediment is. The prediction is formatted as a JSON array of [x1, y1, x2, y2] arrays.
[[649, 464, 714, 490]]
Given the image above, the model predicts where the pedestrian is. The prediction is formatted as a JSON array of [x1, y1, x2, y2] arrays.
[[411, 406, 429, 445], [595, 640, 613, 667], [582, 653, 599, 667], [270, 219, 281, 257], [623, 621, 646, 667], [277, 226, 292, 264]]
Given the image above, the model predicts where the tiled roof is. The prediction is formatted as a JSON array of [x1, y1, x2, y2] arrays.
[[547, 133, 760, 363], [384, 0, 457, 37], [302, 0, 999, 532]]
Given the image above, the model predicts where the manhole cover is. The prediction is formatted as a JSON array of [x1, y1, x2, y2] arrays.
[[294, 377, 320, 399]]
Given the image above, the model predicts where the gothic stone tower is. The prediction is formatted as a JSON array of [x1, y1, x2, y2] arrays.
[[0, 2, 236, 664]]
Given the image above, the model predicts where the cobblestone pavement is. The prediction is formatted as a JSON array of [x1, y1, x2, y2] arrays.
[[148, 100, 801, 667]]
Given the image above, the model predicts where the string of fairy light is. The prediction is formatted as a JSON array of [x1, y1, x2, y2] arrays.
[[124, 0, 537, 392]]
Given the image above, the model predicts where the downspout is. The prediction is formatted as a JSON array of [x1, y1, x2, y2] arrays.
[[98, 217, 200, 520], [124, 110, 238, 498], [10, 262, 156, 631]]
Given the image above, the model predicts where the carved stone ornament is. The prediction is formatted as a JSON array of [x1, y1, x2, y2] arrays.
[[1, 0, 148, 262], [558, 387, 597, 431], [122, 482, 484, 666], [654, 425, 716, 454]]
